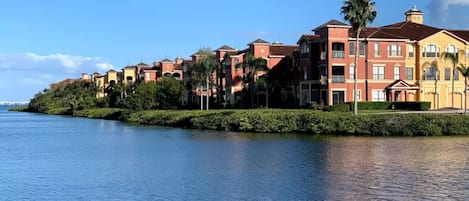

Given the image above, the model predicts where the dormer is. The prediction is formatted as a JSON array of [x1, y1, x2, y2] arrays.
[[405, 5, 424, 24]]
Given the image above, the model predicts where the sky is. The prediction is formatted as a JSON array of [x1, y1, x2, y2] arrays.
[[0, 0, 468, 101]]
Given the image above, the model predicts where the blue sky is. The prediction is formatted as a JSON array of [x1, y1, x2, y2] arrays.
[[0, 0, 468, 101]]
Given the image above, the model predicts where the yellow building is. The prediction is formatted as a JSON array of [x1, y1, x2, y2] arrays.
[[383, 6, 469, 109], [122, 66, 137, 85]]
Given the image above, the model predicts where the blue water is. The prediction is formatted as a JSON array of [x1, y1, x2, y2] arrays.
[[1, 106, 469, 200]]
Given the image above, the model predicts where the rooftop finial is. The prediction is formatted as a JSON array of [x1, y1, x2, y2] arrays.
[[412, 5, 418, 11]]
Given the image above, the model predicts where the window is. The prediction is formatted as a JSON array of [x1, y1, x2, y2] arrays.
[[348, 42, 364, 56], [445, 68, 451, 80], [455, 69, 459, 81], [332, 66, 345, 83], [424, 66, 438, 80], [349, 64, 355, 80], [374, 43, 380, 56], [408, 45, 414, 57], [332, 43, 345, 58], [332, 91, 345, 105], [303, 67, 307, 80], [394, 65, 400, 80], [372, 90, 386, 102], [423, 44, 439, 57], [446, 44, 457, 53], [359, 42, 366, 55], [405, 67, 413, 80], [387, 43, 402, 57], [300, 42, 309, 54], [349, 42, 355, 55], [373, 66, 384, 80]]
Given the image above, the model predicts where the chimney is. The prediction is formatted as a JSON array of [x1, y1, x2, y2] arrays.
[[405, 5, 424, 24]]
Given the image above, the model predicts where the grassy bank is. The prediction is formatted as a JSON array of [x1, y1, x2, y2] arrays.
[[11, 107, 469, 136], [126, 109, 469, 136]]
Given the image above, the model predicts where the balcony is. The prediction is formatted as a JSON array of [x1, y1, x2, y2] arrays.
[[331, 42, 345, 59], [332, 50, 345, 59], [332, 75, 345, 83]]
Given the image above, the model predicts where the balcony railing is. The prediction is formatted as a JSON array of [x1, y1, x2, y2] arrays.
[[332, 50, 345, 59], [332, 75, 345, 83]]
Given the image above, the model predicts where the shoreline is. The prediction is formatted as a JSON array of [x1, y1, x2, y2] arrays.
[[10, 107, 469, 136]]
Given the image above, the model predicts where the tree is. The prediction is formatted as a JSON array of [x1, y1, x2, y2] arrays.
[[192, 48, 217, 110], [256, 75, 271, 108], [341, 0, 377, 115], [442, 51, 462, 108], [236, 52, 268, 108], [457, 64, 469, 114]]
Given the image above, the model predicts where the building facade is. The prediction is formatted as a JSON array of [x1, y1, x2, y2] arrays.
[[299, 6, 469, 109]]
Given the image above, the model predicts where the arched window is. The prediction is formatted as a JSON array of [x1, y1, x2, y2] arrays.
[[423, 44, 440, 57]]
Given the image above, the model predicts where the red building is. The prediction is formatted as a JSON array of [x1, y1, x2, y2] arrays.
[[298, 20, 409, 106]]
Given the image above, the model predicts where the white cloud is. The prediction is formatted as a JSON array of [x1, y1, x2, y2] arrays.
[[96, 63, 115, 71], [426, 0, 469, 29], [0, 53, 115, 101]]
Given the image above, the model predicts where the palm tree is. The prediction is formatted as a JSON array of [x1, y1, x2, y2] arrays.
[[256, 75, 271, 108], [236, 52, 268, 108], [442, 51, 461, 108], [192, 50, 217, 110], [341, 0, 377, 115], [457, 64, 469, 114]]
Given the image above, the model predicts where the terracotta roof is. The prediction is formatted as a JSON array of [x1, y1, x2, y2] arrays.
[[314, 19, 350, 30], [216, 45, 237, 51], [270, 45, 299, 56], [449, 30, 469, 43], [379, 21, 441, 41], [248, 38, 270, 44], [297, 34, 320, 44], [107, 69, 117, 72], [160, 58, 173, 63], [353, 27, 408, 40], [137, 62, 149, 67], [173, 64, 183, 70]]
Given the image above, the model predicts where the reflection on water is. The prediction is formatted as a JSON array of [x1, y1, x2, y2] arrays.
[[324, 137, 469, 200], [1, 106, 469, 200]]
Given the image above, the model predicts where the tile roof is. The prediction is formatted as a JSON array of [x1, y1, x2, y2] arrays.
[[216, 45, 237, 51], [449, 30, 469, 43], [314, 19, 350, 30], [379, 21, 441, 41], [248, 38, 270, 44], [270, 45, 299, 56], [297, 34, 320, 44], [160, 58, 173, 63]]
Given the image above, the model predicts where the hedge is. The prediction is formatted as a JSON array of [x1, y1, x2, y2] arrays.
[[126, 109, 469, 136]]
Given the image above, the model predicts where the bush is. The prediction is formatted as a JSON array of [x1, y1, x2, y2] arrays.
[[125, 109, 469, 136]]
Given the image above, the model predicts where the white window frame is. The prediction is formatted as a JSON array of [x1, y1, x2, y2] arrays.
[[374, 42, 379, 56], [405, 67, 413, 80], [372, 90, 386, 102], [349, 64, 355, 80], [394, 65, 400, 80], [373, 66, 385, 80], [387, 43, 402, 57], [408, 45, 414, 57]]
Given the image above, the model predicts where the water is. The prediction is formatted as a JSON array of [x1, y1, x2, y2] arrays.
[[1, 106, 469, 200]]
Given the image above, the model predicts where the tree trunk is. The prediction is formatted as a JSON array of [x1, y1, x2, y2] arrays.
[[206, 77, 209, 110], [452, 68, 455, 108], [465, 78, 467, 114], [200, 87, 203, 110], [266, 89, 269, 108], [353, 31, 360, 115]]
